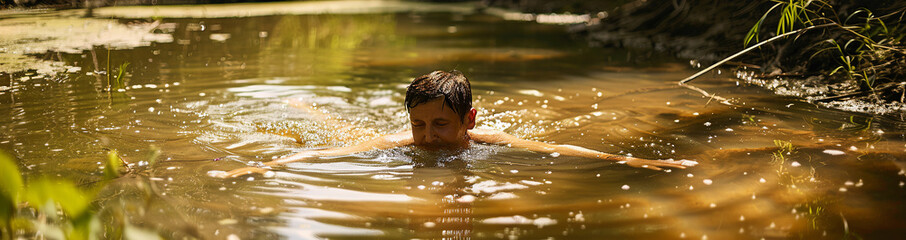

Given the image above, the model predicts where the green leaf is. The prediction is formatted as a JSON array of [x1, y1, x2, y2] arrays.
[[67, 213, 94, 240], [115, 62, 130, 89], [0, 151, 23, 204], [745, 2, 784, 46], [0, 195, 13, 225], [829, 66, 844, 76], [105, 150, 124, 180], [25, 179, 91, 219], [147, 145, 161, 167]]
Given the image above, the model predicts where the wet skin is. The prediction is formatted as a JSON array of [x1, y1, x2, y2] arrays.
[[215, 98, 696, 178], [407, 98, 476, 151]]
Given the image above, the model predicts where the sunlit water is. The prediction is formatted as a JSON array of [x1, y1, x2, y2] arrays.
[[2, 6, 906, 240]]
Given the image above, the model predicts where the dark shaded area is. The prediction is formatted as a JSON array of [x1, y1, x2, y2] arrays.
[[483, 0, 906, 116], [0, 0, 282, 9]]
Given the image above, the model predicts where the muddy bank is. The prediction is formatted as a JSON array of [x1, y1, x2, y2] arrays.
[[482, 0, 906, 117]]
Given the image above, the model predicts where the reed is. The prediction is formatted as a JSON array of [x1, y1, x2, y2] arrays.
[[745, 0, 905, 102]]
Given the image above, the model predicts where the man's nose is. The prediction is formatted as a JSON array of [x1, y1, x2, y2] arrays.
[[424, 125, 438, 142]]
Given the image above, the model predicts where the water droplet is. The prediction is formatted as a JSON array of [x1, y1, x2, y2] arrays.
[[725, 128, 734, 132], [687, 173, 694, 178], [709, 203, 716, 208], [510, 169, 519, 174], [424, 222, 436, 228], [739, 215, 745, 221], [227, 234, 240, 240], [148, 107, 155, 112], [259, 207, 274, 214], [823, 149, 845, 155], [417, 185, 426, 190], [703, 179, 713, 185], [703, 122, 711, 126], [839, 187, 848, 192], [457, 195, 476, 203], [759, 178, 766, 183], [844, 181, 854, 186], [791, 161, 801, 167], [621, 185, 630, 190], [550, 152, 560, 157]]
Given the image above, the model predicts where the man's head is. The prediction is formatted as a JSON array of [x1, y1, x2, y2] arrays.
[[405, 70, 477, 150]]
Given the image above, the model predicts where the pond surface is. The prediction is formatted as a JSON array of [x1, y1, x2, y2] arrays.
[[2, 2, 906, 239]]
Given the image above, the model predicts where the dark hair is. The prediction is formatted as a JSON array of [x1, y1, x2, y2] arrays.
[[405, 70, 472, 121]]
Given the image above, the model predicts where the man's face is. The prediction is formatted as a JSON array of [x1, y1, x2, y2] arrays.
[[408, 98, 476, 150]]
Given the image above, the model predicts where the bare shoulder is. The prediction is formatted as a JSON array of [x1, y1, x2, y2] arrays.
[[468, 129, 518, 144]]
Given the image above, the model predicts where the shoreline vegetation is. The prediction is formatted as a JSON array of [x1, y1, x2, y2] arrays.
[[482, 0, 906, 117], [1, 0, 905, 117]]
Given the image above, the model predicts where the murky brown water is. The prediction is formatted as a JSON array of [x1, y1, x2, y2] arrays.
[[2, 3, 906, 239]]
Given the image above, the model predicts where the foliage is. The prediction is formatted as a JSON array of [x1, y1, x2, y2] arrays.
[[744, 0, 905, 102], [771, 139, 795, 163], [113, 62, 130, 90], [0, 151, 22, 239], [0, 149, 157, 239], [105, 149, 126, 180], [105, 49, 130, 91]]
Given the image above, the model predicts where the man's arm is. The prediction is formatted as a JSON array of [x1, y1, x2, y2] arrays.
[[214, 131, 414, 178], [469, 129, 696, 170]]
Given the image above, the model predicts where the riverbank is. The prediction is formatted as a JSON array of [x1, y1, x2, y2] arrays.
[[482, 0, 906, 117], [3, 0, 905, 117]]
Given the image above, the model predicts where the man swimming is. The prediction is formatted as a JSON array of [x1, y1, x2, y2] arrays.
[[216, 70, 695, 178]]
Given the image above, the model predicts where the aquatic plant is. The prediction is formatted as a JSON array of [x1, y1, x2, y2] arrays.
[[0, 149, 157, 239], [104, 49, 130, 91], [0, 150, 96, 239], [771, 139, 795, 164], [0, 151, 23, 239], [113, 62, 130, 90]]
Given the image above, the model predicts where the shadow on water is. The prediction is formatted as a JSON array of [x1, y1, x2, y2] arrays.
[[1, 2, 905, 239]]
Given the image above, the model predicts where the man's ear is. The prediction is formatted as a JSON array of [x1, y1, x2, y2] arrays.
[[465, 108, 477, 129]]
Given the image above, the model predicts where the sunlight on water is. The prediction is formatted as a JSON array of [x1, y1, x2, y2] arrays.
[[1, 3, 905, 239]]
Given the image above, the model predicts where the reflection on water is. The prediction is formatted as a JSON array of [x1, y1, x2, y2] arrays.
[[2, 4, 906, 239]]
